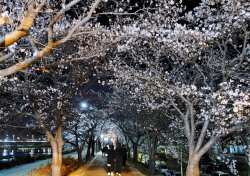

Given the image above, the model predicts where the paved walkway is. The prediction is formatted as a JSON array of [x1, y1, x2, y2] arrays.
[[69, 151, 146, 176]]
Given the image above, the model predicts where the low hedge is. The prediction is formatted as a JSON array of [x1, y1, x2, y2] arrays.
[[28, 156, 78, 176]]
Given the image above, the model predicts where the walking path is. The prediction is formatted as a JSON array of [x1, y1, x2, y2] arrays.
[[69, 151, 146, 176]]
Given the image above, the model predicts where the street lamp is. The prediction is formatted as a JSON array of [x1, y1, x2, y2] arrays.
[[101, 134, 104, 148], [80, 101, 88, 109]]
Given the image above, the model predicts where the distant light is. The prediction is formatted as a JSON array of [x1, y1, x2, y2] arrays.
[[216, 156, 221, 160], [81, 102, 88, 109]]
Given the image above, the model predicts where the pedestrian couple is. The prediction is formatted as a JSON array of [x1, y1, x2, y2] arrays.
[[106, 142, 127, 176]]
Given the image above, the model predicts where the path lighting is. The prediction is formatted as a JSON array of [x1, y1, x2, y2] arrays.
[[5, 135, 9, 142], [80, 101, 88, 109]]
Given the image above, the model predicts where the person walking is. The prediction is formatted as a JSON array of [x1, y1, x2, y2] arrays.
[[102, 145, 108, 157], [106, 145, 115, 175], [114, 142, 125, 176]]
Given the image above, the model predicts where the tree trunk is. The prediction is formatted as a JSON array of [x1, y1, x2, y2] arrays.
[[127, 148, 131, 159], [148, 148, 156, 176], [86, 135, 92, 161], [91, 139, 95, 156], [85, 144, 91, 161], [148, 159, 156, 176], [77, 148, 83, 166], [147, 133, 158, 176], [186, 157, 200, 176], [132, 144, 138, 162], [248, 163, 250, 176], [51, 141, 63, 176]]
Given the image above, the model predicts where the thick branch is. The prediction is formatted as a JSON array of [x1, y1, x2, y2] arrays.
[[0, 0, 47, 51], [55, 0, 102, 45], [28, 91, 54, 142], [167, 89, 192, 141], [197, 135, 218, 159], [189, 104, 195, 147], [0, 42, 56, 77], [0, 0, 102, 77], [194, 120, 209, 152], [220, 123, 250, 137], [0, 52, 14, 62]]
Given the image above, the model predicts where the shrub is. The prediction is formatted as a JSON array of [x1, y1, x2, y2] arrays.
[[61, 156, 78, 175], [28, 156, 78, 176], [28, 163, 51, 176]]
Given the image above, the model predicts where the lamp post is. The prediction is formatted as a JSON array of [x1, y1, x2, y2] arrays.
[[180, 146, 183, 176], [101, 134, 104, 148], [177, 136, 185, 176]]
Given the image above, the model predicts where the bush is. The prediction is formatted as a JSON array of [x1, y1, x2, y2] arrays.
[[28, 156, 78, 176], [28, 163, 51, 176], [61, 156, 78, 175]]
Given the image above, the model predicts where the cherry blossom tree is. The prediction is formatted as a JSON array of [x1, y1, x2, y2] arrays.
[[63, 109, 91, 166], [107, 92, 145, 162], [0, 0, 111, 77], [101, 1, 250, 176], [82, 108, 106, 160], [0, 93, 42, 141], [109, 44, 249, 176], [1, 1, 249, 176], [105, 90, 173, 174], [0, 59, 96, 176], [140, 108, 170, 175], [1, 0, 153, 78]]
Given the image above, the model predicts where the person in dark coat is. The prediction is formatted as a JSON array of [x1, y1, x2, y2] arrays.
[[102, 146, 108, 157], [114, 142, 125, 176], [106, 145, 115, 175]]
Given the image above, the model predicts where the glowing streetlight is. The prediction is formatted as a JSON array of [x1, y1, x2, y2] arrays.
[[80, 101, 88, 109]]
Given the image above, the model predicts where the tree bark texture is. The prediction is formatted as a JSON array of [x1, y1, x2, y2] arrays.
[[132, 145, 138, 162], [186, 158, 200, 176], [77, 149, 83, 166], [148, 158, 156, 176], [51, 141, 63, 176], [147, 134, 157, 176], [91, 140, 95, 156], [85, 135, 92, 161]]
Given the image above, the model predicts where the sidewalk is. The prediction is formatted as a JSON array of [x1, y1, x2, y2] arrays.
[[69, 151, 146, 176]]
